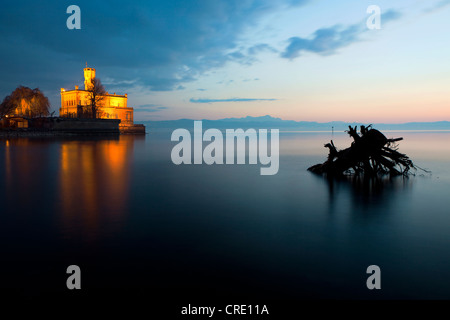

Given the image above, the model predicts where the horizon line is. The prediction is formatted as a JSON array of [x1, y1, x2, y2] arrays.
[[138, 116, 450, 125]]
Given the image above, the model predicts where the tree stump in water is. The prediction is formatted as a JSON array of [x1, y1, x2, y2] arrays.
[[308, 125, 415, 177]]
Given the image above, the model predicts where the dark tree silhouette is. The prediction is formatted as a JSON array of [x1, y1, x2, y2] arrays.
[[28, 88, 51, 117], [0, 95, 16, 119], [0, 86, 50, 119], [308, 125, 421, 177], [86, 77, 106, 119]]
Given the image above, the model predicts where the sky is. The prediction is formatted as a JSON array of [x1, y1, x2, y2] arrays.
[[0, 0, 449, 123]]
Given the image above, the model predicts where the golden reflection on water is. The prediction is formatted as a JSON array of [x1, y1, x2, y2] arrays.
[[3, 138, 46, 198], [4, 139, 11, 190], [58, 136, 136, 240]]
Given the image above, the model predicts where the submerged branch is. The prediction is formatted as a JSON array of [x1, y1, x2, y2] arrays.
[[308, 125, 424, 177]]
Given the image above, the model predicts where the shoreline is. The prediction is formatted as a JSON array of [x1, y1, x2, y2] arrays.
[[0, 129, 122, 138], [0, 117, 146, 137]]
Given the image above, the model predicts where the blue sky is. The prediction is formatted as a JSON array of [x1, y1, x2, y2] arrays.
[[1, 0, 449, 122]]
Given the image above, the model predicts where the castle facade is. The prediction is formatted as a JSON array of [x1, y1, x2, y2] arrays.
[[59, 67, 134, 125]]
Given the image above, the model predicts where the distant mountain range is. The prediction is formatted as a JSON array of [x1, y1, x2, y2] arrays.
[[142, 115, 450, 131]]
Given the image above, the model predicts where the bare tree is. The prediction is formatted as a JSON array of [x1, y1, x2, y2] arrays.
[[29, 88, 50, 117], [0, 95, 16, 119], [86, 77, 106, 119], [0, 86, 50, 119]]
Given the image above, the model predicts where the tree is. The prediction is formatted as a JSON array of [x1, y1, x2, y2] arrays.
[[86, 77, 106, 119], [28, 88, 51, 117], [0, 95, 16, 119], [308, 125, 417, 176], [0, 86, 50, 119]]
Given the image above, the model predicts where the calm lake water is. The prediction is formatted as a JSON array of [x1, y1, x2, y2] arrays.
[[1, 130, 450, 301]]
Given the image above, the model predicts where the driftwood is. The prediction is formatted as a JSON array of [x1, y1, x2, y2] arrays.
[[308, 125, 416, 177]]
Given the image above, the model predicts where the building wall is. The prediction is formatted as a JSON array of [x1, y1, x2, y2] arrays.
[[59, 67, 134, 124], [84, 68, 96, 90]]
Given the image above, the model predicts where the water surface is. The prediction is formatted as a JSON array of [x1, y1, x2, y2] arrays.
[[1, 130, 450, 300]]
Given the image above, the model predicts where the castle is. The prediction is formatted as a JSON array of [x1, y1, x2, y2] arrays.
[[1, 66, 144, 133], [59, 67, 134, 125]]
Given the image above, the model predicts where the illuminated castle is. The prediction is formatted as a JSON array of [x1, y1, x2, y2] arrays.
[[59, 67, 134, 124]]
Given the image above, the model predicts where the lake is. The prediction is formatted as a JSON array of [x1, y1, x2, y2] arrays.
[[1, 129, 450, 302]]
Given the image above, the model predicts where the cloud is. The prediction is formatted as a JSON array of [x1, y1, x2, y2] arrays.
[[281, 9, 401, 60], [424, 0, 450, 13], [190, 98, 277, 103], [423, 0, 450, 13], [248, 43, 278, 55], [136, 104, 168, 112], [0, 0, 309, 103], [224, 44, 278, 66], [382, 10, 402, 22], [102, 77, 138, 86], [226, 50, 257, 65]]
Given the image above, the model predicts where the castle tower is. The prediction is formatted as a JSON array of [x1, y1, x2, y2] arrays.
[[84, 67, 96, 90]]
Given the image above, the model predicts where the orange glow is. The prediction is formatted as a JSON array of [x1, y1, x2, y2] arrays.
[[58, 137, 134, 241], [59, 67, 134, 124]]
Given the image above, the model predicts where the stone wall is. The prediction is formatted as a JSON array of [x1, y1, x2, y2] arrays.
[[119, 123, 146, 134], [0, 117, 147, 136], [31, 117, 120, 134]]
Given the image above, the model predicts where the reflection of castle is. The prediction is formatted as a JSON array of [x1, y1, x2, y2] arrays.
[[60, 67, 134, 124], [58, 137, 136, 239], [2, 136, 138, 240]]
